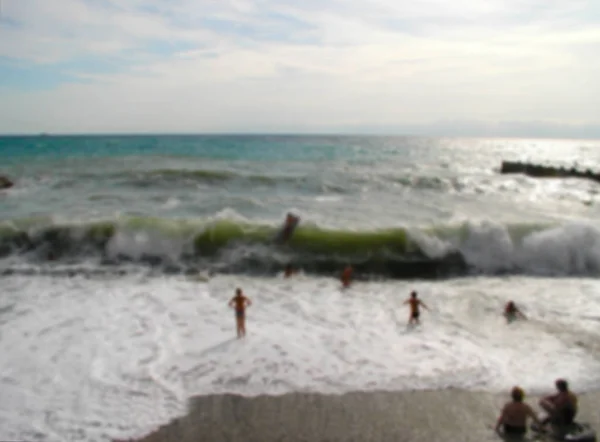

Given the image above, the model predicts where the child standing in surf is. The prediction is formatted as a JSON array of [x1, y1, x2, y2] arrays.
[[228, 288, 252, 338], [404, 291, 429, 326], [341, 265, 353, 288]]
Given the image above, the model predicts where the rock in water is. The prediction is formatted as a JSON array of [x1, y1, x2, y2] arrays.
[[0, 176, 14, 189]]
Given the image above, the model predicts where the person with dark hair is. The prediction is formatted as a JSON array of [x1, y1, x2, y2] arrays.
[[275, 212, 300, 244], [539, 379, 578, 427], [495, 386, 541, 436], [341, 265, 353, 288], [284, 264, 296, 278], [228, 288, 252, 338], [504, 300, 527, 323], [403, 291, 429, 326]]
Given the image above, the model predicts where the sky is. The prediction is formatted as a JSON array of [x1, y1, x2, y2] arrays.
[[0, 0, 599, 137]]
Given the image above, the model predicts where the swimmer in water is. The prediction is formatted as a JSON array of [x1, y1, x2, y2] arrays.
[[504, 300, 527, 323], [403, 291, 429, 326], [276, 212, 300, 244], [284, 263, 298, 278], [228, 288, 252, 338], [341, 265, 353, 288]]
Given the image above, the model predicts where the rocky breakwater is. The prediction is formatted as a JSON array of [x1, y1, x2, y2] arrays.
[[500, 161, 600, 184]]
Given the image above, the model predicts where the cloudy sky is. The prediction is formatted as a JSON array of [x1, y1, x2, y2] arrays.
[[0, 0, 599, 136]]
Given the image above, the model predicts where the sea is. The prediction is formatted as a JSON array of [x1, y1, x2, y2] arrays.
[[1, 135, 600, 441]]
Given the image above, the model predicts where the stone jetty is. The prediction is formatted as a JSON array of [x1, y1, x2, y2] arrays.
[[500, 161, 600, 184]]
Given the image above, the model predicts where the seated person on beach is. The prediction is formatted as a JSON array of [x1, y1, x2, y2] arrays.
[[504, 301, 526, 323], [538, 379, 578, 428], [275, 212, 300, 244], [404, 291, 429, 326], [495, 386, 541, 436], [228, 288, 252, 339], [341, 265, 353, 288]]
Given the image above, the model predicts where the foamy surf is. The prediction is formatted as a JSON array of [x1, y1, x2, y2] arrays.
[[1, 215, 600, 278], [1, 273, 599, 441]]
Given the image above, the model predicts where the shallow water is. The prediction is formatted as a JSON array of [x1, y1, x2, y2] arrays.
[[1, 273, 600, 441]]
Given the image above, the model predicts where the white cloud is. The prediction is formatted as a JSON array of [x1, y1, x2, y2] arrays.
[[0, 0, 599, 134]]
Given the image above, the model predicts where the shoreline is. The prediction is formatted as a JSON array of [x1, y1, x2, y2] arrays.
[[128, 389, 600, 442]]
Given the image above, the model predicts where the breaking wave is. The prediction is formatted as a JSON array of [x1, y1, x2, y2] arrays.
[[0, 216, 599, 279], [112, 168, 289, 187]]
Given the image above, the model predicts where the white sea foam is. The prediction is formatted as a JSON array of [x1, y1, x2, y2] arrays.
[[1, 274, 600, 441]]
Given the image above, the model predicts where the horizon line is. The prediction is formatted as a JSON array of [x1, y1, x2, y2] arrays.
[[1, 132, 600, 142]]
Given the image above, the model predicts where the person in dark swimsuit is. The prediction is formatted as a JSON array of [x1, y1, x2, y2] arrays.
[[539, 379, 578, 428], [284, 264, 298, 278], [341, 265, 353, 288], [495, 386, 540, 436], [228, 288, 252, 338], [403, 291, 429, 326], [504, 300, 527, 323], [275, 213, 300, 244]]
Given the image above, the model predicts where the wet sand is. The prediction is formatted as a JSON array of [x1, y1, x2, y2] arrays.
[[131, 389, 600, 442]]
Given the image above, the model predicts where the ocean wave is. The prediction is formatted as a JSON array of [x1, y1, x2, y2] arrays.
[[0, 216, 599, 278], [64, 167, 355, 195], [108, 168, 307, 188], [61, 167, 489, 194]]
